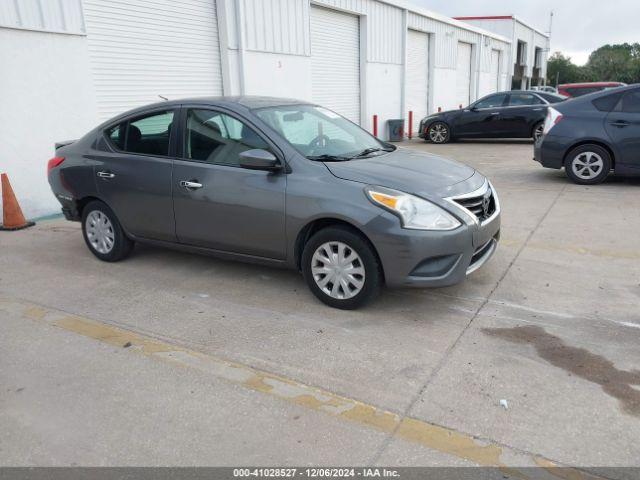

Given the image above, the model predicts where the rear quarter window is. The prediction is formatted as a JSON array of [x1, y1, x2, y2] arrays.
[[592, 92, 624, 112]]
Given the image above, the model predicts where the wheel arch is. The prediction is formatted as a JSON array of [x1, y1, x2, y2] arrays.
[[294, 218, 385, 282], [563, 140, 616, 169]]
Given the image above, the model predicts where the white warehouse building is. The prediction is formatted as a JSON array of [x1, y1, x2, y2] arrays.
[[1, 0, 536, 218], [453, 15, 550, 90]]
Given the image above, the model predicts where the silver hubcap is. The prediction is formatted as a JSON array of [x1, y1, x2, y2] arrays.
[[534, 124, 544, 141], [311, 241, 365, 300], [429, 124, 448, 143], [85, 210, 115, 254], [572, 152, 604, 180]]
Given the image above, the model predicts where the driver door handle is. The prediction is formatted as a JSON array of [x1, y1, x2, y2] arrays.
[[490, 112, 500, 116], [97, 171, 115, 179], [610, 120, 630, 128], [180, 180, 203, 190]]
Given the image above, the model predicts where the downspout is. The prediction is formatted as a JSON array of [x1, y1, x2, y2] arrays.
[[235, 0, 247, 95]]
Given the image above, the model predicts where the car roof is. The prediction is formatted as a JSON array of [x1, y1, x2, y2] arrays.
[[558, 82, 625, 88], [105, 96, 311, 125]]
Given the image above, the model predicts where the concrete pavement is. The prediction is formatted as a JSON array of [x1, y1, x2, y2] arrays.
[[1, 140, 639, 472]]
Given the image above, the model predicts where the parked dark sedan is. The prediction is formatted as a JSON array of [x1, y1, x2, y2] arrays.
[[535, 84, 640, 184], [47, 97, 500, 309], [419, 91, 566, 144]]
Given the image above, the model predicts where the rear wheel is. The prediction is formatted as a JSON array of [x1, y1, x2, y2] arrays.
[[81, 200, 134, 262], [427, 122, 451, 144], [301, 226, 382, 310], [564, 145, 611, 185]]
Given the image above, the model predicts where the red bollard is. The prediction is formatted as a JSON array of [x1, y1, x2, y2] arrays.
[[408, 111, 413, 140], [373, 115, 378, 138], [438, 107, 442, 113]]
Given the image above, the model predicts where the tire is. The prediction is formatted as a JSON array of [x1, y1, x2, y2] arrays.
[[532, 122, 544, 142], [564, 144, 611, 185], [426, 122, 451, 144], [81, 200, 134, 262], [301, 226, 382, 310]]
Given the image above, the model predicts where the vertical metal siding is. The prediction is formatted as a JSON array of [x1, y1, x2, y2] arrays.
[[241, 0, 308, 55], [83, 0, 224, 120], [0, 0, 85, 33]]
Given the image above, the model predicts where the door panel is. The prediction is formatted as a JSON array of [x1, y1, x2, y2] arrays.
[[172, 108, 287, 259], [173, 162, 286, 259], [604, 89, 640, 168], [96, 110, 176, 242], [456, 94, 508, 137], [502, 93, 546, 137]]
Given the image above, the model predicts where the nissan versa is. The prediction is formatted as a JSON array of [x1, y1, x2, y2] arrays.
[[47, 97, 501, 309]]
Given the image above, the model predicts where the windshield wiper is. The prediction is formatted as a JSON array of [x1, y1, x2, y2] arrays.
[[348, 147, 394, 159], [306, 154, 351, 162]]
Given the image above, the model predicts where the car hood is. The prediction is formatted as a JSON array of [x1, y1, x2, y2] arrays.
[[324, 147, 482, 198]]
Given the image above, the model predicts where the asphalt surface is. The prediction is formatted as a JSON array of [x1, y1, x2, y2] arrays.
[[1, 139, 639, 474]]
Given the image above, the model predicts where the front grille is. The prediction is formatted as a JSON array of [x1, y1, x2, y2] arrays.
[[453, 186, 496, 222]]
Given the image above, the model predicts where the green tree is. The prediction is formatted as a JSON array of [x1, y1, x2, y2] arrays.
[[546, 52, 585, 85], [584, 43, 640, 83]]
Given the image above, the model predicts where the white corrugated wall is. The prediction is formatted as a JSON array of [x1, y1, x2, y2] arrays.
[[83, 0, 224, 121]]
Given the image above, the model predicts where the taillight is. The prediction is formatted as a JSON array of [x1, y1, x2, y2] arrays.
[[47, 156, 65, 174], [543, 108, 563, 136]]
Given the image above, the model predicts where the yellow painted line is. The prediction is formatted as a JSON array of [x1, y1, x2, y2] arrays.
[[1, 297, 604, 479]]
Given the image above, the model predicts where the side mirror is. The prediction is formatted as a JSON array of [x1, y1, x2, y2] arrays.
[[239, 149, 281, 171]]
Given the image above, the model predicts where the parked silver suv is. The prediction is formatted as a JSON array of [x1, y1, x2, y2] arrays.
[[48, 97, 500, 309]]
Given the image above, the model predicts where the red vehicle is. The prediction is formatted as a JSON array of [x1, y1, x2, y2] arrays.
[[558, 82, 626, 98]]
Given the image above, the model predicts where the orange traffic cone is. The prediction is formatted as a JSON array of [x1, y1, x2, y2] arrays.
[[0, 173, 35, 231]]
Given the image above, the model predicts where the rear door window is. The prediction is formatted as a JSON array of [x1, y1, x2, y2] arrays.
[[106, 110, 174, 156], [474, 94, 508, 109], [508, 93, 545, 106]]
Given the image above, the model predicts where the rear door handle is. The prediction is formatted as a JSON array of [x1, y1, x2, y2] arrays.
[[490, 112, 500, 116], [97, 171, 115, 179], [610, 121, 630, 128], [180, 180, 203, 190]]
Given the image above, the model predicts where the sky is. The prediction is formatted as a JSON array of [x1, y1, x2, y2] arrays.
[[408, 0, 640, 65]]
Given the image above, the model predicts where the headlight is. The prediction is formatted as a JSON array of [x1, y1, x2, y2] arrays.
[[365, 186, 461, 231]]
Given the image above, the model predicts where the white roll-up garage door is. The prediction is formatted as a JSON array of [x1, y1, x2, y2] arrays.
[[406, 30, 430, 136], [490, 50, 501, 92], [456, 42, 473, 107], [83, 0, 224, 121], [310, 6, 361, 124]]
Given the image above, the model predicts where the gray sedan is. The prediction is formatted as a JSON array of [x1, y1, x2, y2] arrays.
[[47, 97, 500, 309]]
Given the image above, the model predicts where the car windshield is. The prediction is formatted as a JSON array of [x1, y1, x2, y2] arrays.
[[255, 104, 393, 161]]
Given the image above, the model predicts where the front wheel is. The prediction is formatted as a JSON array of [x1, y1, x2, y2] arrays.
[[81, 200, 134, 262], [564, 145, 611, 185], [301, 226, 382, 310], [426, 122, 451, 144]]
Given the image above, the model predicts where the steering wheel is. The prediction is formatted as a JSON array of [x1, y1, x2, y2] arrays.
[[309, 134, 330, 152]]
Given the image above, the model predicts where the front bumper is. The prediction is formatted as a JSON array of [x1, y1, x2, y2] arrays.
[[365, 188, 501, 288]]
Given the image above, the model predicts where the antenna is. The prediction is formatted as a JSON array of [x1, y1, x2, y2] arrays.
[[159, 95, 168, 101]]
